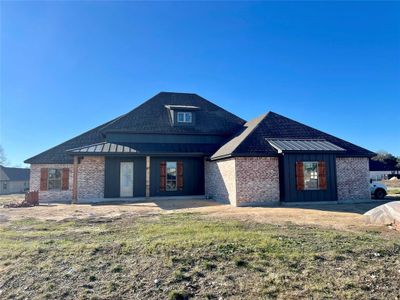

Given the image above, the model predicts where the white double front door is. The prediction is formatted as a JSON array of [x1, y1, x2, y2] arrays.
[[120, 162, 134, 197]]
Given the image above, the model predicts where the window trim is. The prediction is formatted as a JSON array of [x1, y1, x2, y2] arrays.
[[303, 161, 319, 190], [176, 111, 192, 123], [166, 161, 178, 191], [47, 168, 62, 191]]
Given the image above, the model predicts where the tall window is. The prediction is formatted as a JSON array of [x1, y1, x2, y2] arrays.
[[177, 112, 192, 123], [166, 161, 177, 191], [48, 169, 62, 190], [303, 162, 319, 190], [2, 182, 7, 190]]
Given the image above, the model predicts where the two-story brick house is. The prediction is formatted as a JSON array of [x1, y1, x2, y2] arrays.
[[25, 92, 374, 206]]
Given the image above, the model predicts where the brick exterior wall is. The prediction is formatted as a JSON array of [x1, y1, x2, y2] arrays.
[[205, 158, 237, 205], [336, 157, 370, 200], [77, 156, 105, 200], [30, 155, 369, 204], [205, 157, 280, 206], [30, 156, 105, 202], [235, 157, 280, 205], [30, 163, 73, 201]]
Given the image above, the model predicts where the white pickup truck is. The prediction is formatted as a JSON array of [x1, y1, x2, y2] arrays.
[[370, 181, 388, 199]]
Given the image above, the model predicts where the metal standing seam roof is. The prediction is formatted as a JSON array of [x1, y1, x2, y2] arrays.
[[67, 142, 138, 154], [66, 142, 220, 155], [266, 139, 346, 153]]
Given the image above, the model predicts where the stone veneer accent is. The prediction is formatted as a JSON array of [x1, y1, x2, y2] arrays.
[[205, 157, 280, 206], [77, 156, 105, 200], [336, 157, 370, 200], [30, 163, 73, 201], [30, 156, 105, 202]]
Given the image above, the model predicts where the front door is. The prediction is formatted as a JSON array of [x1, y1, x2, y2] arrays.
[[120, 162, 134, 197]]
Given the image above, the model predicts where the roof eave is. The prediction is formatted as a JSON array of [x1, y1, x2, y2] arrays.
[[210, 152, 279, 161], [279, 150, 347, 154], [68, 152, 208, 157], [101, 129, 235, 136], [337, 152, 376, 158]]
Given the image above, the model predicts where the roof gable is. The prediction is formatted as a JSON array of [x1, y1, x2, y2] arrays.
[[25, 92, 245, 164], [0, 165, 30, 181], [212, 112, 374, 159], [210, 113, 267, 159], [100, 92, 245, 135]]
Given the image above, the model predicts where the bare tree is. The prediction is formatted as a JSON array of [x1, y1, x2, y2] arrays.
[[372, 150, 400, 171], [0, 145, 7, 166], [372, 150, 397, 163]]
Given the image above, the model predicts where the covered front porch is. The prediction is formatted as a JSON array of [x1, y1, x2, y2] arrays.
[[67, 142, 209, 203]]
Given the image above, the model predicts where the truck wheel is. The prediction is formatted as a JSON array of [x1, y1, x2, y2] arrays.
[[374, 188, 386, 199]]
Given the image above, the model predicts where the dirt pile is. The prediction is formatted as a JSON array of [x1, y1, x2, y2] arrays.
[[364, 201, 400, 229]]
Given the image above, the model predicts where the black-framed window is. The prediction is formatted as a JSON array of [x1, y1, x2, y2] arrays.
[[48, 169, 62, 190], [303, 162, 319, 190], [2, 182, 7, 190], [166, 161, 177, 191], [177, 112, 192, 123]]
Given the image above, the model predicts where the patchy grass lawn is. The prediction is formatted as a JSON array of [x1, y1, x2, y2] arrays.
[[0, 212, 399, 299]]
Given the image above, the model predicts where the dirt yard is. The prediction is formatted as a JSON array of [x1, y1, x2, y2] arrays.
[[1, 195, 399, 299], [0, 193, 26, 207], [0, 196, 392, 231]]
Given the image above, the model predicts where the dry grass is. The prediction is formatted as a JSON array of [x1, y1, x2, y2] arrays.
[[0, 193, 25, 206], [1, 199, 400, 299], [388, 188, 400, 195], [0, 213, 399, 299], [0, 197, 390, 231]]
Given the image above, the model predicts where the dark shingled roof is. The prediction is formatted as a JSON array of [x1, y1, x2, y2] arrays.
[[24, 120, 116, 164], [0, 165, 30, 181], [211, 111, 375, 160], [101, 92, 245, 135], [25, 92, 244, 164]]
